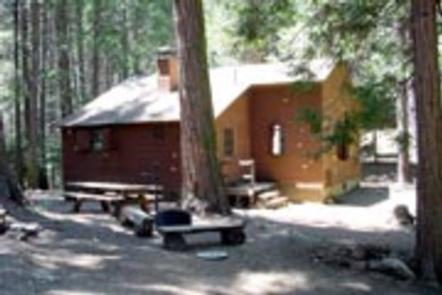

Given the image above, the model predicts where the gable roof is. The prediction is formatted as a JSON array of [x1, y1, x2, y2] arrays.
[[61, 61, 334, 127]]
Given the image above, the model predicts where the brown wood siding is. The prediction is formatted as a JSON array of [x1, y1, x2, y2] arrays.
[[249, 84, 324, 183], [215, 92, 252, 183], [62, 123, 181, 196]]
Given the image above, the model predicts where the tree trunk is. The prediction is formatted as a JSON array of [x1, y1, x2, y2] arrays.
[[397, 80, 412, 185], [120, 0, 130, 80], [55, 0, 73, 117], [397, 22, 413, 185], [411, 0, 442, 284], [173, 0, 230, 215], [75, 0, 87, 103], [22, 0, 40, 188], [91, 0, 102, 97], [39, 0, 49, 189], [0, 114, 25, 206], [13, 0, 23, 186], [372, 131, 378, 163]]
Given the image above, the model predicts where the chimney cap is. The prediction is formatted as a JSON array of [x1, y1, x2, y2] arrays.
[[157, 46, 177, 57]]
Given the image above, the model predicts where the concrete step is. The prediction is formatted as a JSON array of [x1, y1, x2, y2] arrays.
[[263, 196, 289, 209], [256, 190, 280, 201]]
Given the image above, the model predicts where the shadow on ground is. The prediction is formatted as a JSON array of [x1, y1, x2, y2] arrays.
[[0, 194, 437, 295], [0, 163, 435, 295]]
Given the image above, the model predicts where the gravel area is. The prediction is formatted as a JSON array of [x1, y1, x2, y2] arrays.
[[0, 164, 439, 295]]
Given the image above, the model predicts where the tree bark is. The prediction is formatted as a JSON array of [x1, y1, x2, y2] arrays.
[[13, 0, 24, 185], [39, 0, 49, 189], [55, 0, 73, 117], [173, 0, 230, 215], [397, 80, 412, 184], [411, 0, 442, 284], [22, 0, 40, 188], [75, 0, 87, 103], [0, 114, 25, 206], [120, 0, 130, 80], [397, 22, 413, 185], [91, 0, 102, 97]]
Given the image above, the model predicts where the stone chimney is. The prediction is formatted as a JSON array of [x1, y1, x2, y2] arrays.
[[156, 47, 179, 92]]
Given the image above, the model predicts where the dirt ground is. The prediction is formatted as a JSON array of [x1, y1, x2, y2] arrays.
[[0, 163, 439, 295]]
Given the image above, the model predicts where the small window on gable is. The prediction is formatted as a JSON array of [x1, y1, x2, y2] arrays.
[[152, 125, 165, 141], [270, 123, 284, 156], [223, 128, 234, 158], [337, 142, 350, 161]]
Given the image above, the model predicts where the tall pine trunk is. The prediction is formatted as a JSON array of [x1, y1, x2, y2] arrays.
[[173, 0, 229, 215], [411, 0, 442, 283], [91, 0, 102, 97], [75, 0, 87, 103], [0, 114, 25, 206], [13, 0, 23, 185], [55, 0, 72, 117], [39, 0, 49, 189], [397, 80, 412, 184], [397, 23, 412, 185], [120, 0, 130, 80], [22, 0, 39, 188]]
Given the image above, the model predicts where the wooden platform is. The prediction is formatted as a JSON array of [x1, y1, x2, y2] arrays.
[[225, 182, 276, 197], [225, 182, 288, 208]]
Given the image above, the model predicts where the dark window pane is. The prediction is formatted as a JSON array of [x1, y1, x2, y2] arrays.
[[337, 143, 349, 161]]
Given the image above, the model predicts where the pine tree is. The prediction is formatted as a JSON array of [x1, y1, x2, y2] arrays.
[[411, 0, 442, 283], [173, 0, 230, 215]]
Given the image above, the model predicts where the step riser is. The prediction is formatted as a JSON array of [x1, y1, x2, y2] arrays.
[[262, 197, 289, 209]]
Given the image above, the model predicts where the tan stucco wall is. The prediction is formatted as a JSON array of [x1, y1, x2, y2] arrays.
[[248, 84, 327, 201], [321, 63, 361, 200], [215, 92, 252, 183]]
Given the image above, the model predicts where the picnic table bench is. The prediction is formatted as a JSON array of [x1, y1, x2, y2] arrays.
[[64, 192, 125, 213], [157, 220, 246, 251], [65, 181, 164, 213]]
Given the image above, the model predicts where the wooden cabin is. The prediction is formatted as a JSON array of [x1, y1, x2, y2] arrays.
[[61, 50, 360, 203]]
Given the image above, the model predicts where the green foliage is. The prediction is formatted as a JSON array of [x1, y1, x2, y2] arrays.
[[324, 114, 359, 146], [296, 107, 359, 155], [215, 0, 296, 62], [350, 81, 396, 130]]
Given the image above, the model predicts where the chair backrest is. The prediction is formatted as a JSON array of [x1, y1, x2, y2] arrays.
[[239, 159, 255, 186]]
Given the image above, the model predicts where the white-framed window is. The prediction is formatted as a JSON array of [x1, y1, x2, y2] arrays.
[[270, 123, 284, 156]]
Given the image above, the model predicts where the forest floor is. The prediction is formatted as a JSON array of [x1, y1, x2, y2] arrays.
[[0, 163, 440, 295]]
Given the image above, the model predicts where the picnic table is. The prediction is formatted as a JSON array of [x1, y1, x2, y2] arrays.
[[65, 181, 163, 214]]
